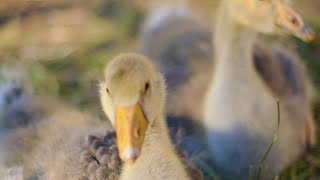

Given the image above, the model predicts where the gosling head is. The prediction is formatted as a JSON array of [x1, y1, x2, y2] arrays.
[[228, 0, 314, 41], [99, 53, 166, 164]]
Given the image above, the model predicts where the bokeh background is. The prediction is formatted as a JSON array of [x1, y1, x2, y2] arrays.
[[0, 0, 319, 179]]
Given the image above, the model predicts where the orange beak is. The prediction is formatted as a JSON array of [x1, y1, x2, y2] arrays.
[[115, 104, 149, 164]]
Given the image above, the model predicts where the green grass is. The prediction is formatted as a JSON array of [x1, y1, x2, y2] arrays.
[[257, 100, 280, 180]]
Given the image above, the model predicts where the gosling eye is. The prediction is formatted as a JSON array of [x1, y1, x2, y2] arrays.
[[106, 88, 110, 94], [145, 82, 150, 93], [290, 16, 299, 27]]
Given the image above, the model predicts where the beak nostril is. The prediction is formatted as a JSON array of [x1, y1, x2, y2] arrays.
[[134, 128, 139, 138], [137, 128, 141, 136]]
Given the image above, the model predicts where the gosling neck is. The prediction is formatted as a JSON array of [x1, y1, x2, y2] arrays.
[[143, 114, 173, 152], [214, 0, 257, 80]]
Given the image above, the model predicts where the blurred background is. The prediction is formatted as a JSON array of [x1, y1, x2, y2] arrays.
[[0, 0, 319, 179]]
